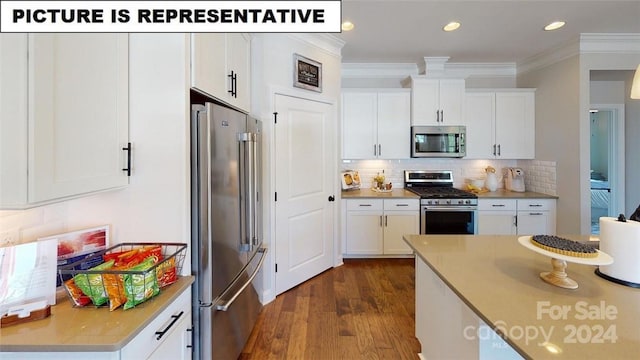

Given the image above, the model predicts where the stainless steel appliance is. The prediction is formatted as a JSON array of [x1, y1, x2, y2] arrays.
[[404, 170, 478, 234], [191, 102, 268, 360], [411, 125, 466, 158]]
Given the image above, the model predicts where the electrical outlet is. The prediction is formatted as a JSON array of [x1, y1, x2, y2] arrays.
[[0, 229, 20, 246]]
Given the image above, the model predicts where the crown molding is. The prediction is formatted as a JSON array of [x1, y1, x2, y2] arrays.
[[445, 63, 516, 78], [580, 33, 640, 53], [287, 34, 345, 57], [517, 33, 640, 75], [342, 62, 516, 79], [341, 63, 419, 78]]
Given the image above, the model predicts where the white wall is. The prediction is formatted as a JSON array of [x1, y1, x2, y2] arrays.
[[518, 52, 640, 234], [518, 55, 582, 234], [0, 34, 192, 273]]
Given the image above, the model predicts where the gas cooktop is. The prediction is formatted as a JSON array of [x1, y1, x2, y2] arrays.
[[404, 170, 478, 205]]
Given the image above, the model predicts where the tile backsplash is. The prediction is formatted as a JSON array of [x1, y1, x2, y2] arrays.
[[341, 158, 557, 195]]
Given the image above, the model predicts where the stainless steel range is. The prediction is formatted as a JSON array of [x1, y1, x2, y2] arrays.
[[404, 170, 478, 234]]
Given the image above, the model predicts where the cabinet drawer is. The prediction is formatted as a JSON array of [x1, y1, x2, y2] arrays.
[[346, 199, 383, 211], [517, 199, 554, 211], [384, 199, 419, 211], [120, 288, 192, 360], [478, 199, 516, 211]]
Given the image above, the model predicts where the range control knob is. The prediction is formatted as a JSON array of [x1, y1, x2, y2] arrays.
[[458, 200, 464, 204], [446, 200, 451, 205]]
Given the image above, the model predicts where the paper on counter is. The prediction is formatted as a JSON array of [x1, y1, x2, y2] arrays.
[[0, 238, 57, 317]]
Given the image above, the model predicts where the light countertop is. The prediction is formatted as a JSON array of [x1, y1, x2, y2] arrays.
[[0, 276, 194, 352], [476, 189, 558, 199], [341, 188, 420, 199], [342, 188, 556, 200], [403, 234, 639, 359]]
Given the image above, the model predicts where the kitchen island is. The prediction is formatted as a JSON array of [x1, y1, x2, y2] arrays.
[[403, 234, 640, 360], [0, 276, 194, 359]]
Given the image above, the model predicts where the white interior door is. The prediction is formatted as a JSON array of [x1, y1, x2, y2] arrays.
[[274, 94, 335, 295]]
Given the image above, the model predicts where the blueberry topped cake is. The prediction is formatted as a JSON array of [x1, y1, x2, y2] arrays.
[[531, 235, 598, 258]]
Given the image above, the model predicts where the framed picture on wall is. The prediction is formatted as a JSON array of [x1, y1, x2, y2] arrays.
[[293, 54, 322, 92]]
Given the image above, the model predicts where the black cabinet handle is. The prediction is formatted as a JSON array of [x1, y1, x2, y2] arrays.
[[155, 311, 184, 340], [186, 327, 194, 349], [228, 71, 237, 98], [122, 142, 132, 176], [328, 195, 335, 202]]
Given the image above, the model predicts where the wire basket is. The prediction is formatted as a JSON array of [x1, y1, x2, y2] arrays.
[[58, 242, 187, 310]]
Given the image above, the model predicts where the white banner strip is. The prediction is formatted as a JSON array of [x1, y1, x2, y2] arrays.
[[0, 1, 342, 33]]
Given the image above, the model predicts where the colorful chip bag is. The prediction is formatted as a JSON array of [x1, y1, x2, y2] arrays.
[[123, 256, 160, 310], [63, 278, 92, 307], [73, 259, 115, 306], [156, 257, 177, 288], [102, 266, 128, 311]]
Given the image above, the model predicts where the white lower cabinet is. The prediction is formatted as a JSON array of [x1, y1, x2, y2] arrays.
[[515, 199, 557, 236], [344, 198, 419, 256], [477, 199, 517, 235], [478, 198, 556, 235], [121, 287, 193, 360]]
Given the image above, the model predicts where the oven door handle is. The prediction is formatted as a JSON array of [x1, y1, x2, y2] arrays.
[[423, 206, 478, 211]]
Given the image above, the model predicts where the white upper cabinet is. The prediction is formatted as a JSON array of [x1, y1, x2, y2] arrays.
[[464, 89, 535, 159], [342, 89, 410, 159], [1, 34, 130, 209], [407, 77, 465, 125], [191, 33, 251, 112]]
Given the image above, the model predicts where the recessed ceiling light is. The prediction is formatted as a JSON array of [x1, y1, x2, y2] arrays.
[[342, 21, 355, 31], [443, 21, 461, 32], [544, 21, 566, 31]]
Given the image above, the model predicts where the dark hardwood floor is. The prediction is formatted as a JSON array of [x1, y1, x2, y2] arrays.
[[240, 258, 421, 359]]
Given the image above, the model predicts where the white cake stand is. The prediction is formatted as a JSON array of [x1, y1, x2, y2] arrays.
[[518, 236, 613, 289]]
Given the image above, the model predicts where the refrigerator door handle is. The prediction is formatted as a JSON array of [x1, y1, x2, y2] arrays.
[[251, 131, 259, 247], [215, 247, 268, 311], [193, 105, 214, 305], [239, 132, 256, 252]]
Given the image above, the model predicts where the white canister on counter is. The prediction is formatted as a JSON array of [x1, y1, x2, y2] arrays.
[[484, 166, 499, 192]]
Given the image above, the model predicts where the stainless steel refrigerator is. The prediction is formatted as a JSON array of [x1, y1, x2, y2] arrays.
[[191, 102, 267, 360]]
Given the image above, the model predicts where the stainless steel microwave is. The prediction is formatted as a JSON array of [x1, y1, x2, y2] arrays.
[[411, 125, 466, 158]]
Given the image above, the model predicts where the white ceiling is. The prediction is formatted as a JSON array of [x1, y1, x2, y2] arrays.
[[337, 0, 640, 65]]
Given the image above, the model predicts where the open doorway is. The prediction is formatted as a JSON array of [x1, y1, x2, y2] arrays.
[[589, 105, 625, 234]]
